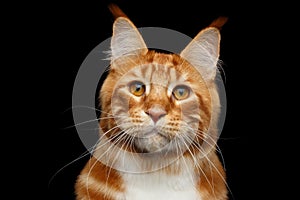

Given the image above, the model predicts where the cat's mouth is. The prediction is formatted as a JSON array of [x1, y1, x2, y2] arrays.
[[138, 128, 162, 138], [133, 129, 172, 153]]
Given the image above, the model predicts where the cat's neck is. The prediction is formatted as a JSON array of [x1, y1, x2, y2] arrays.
[[93, 135, 208, 174]]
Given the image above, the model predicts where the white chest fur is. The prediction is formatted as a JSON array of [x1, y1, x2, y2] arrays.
[[121, 166, 201, 200]]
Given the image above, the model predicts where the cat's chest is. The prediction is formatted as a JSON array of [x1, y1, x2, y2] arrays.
[[121, 170, 201, 200]]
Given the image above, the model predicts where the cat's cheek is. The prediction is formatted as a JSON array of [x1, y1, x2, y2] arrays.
[[111, 90, 130, 110], [128, 94, 144, 108]]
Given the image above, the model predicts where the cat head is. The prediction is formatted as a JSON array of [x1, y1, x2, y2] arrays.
[[99, 5, 226, 157]]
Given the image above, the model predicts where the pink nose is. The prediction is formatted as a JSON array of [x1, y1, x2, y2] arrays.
[[146, 106, 167, 123]]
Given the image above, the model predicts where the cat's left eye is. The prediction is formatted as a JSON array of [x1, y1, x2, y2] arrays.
[[129, 81, 146, 97], [172, 85, 190, 100]]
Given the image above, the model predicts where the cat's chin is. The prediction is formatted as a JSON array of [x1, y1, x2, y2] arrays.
[[134, 132, 171, 153]]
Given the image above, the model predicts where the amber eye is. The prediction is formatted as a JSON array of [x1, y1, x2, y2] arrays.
[[129, 81, 146, 96], [172, 85, 190, 100]]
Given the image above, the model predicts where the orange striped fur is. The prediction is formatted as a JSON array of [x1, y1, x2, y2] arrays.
[[75, 4, 228, 200]]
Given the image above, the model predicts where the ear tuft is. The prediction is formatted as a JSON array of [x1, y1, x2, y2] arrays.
[[108, 3, 128, 19], [209, 16, 228, 30]]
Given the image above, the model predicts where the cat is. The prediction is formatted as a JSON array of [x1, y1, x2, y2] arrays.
[[75, 4, 228, 200]]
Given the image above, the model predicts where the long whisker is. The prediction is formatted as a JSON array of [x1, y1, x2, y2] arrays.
[[191, 133, 232, 198], [203, 152, 234, 199], [86, 154, 99, 199], [179, 133, 217, 198], [62, 105, 103, 113], [184, 125, 226, 169], [92, 127, 125, 154], [173, 137, 181, 173], [85, 127, 128, 199], [62, 105, 118, 119], [200, 132, 227, 170], [48, 145, 95, 188], [182, 130, 225, 171], [128, 128, 141, 169], [63, 115, 127, 130], [177, 125, 229, 191], [105, 129, 131, 164], [48, 124, 119, 188], [176, 136, 195, 187], [105, 129, 132, 190], [192, 128, 227, 170]]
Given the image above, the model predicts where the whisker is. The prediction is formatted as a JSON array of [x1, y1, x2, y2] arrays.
[[62, 105, 116, 117], [63, 115, 127, 130], [203, 152, 234, 199], [180, 133, 217, 198], [182, 130, 226, 172], [184, 125, 224, 158], [62, 105, 102, 113], [128, 128, 140, 169], [86, 154, 100, 199], [49, 127, 108, 188], [176, 136, 196, 187], [202, 133, 227, 170], [105, 129, 132, 189], [193, 129, 227, 170], [173, 137, 181, 173], [48, 146, 95, 188], [92, 128, 124, 153], [85, 127, 128, 199]]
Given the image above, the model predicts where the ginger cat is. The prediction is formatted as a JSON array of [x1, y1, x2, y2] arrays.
[[75, 4, 228, 200]]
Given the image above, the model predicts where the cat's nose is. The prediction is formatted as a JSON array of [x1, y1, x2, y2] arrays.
[[145, 106, 167, 123]]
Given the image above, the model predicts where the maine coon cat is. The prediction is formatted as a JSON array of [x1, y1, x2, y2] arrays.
[[75, 4, 228, 200]]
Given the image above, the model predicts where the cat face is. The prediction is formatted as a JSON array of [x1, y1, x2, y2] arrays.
[[99, 16, 221, 157], [110, 56, 212, 153], [100, 53, 213, 155]]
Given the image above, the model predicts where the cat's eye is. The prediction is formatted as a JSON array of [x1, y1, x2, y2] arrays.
[[129, 81, 146, 96], [172, 85, 190, 100]]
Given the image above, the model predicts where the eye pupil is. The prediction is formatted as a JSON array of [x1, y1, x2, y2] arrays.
[[178, 89, 184, 96], [136, 85, 141, 91], [172, 85, 190, 100]]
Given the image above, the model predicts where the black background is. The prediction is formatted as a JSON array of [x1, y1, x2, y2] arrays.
[[40, 0, 292, 199]]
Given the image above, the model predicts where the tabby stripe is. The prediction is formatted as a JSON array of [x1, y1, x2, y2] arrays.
[[169, 68, 177, 83], [149, 64, 155, 82], [140, 63, 148, 78], [78, 173, 124, 200]]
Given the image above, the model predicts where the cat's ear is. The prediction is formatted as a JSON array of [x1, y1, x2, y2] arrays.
[[180, 27, 221, 82], [110, 17, 148, 63]]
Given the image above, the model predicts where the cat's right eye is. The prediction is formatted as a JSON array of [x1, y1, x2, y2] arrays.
[[129, 81, 146, 97]]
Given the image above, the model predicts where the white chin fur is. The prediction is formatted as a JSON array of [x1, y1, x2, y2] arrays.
[[134, 133, 170, 153]]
